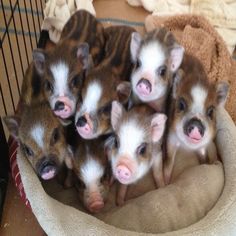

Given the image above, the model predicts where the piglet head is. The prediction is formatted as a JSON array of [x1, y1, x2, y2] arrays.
[[130, 29, 184, 103], [171, 56, 229, 150], [74, 69, 131, 139], [33, 42, 91, 120], [4, 103, 71, 180], [107, 101, 167, 185]]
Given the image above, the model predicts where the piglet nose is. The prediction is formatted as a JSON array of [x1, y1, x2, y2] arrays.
[[89, 201, 104, 213], [54, 101, 65, 111], [186, 118, 205, 136], [116, 165, 131, 180], [76, 116, 87, 127]]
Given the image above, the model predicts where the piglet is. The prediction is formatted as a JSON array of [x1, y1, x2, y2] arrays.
[[164, 55, 229, 184], [130, 27, 184, 112], [4, 102, 73, 183], [106, 101, 167, 206], [71, 137, 112, 213]]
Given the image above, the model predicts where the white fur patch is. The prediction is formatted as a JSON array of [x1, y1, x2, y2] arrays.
[[139, 41, 166, 73], [31, 125, 44, 149], [191, 85, 208, 114], [80, 158, 104, 186], [81, 81, 102, 114], [119, 120, 144, 156], [50, 62, 69, 96]]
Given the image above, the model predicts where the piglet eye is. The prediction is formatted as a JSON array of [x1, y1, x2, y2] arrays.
[[102, 103, 112, 115], [76, 178, 86, 189], [113, 135, 119, 149], [158, 66, 167, 77], [71, 74, 82, 88], [178, 97, 187, 112], [207, 106, 215, 120], [51, 128, 60, 145], [136, 59, 142, 68], [45, 80, 53, 93], [23, 144, 34, 156], [137, 143, 147, 156]]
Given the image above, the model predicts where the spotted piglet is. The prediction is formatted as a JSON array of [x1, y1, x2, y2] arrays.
[[164, 55, 229, 184], [130, 27, 184, 112], [75, 26, 135, 139], [32, 10, 105, 124], [71, 137, 112, 213], [4, 103, 73, 183], [106, 101, 167, 206]]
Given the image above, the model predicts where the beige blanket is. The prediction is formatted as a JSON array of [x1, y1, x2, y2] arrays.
[[17, 107, 236, 235]]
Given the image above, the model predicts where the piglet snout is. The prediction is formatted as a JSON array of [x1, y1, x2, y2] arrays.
[[116, 165, 131, 183], [185, 118, 205, 143], [54, 96, 73, 119], [136, 79, 152, 96], [76, 114, 94, 139], [88, 192, 105, 213]]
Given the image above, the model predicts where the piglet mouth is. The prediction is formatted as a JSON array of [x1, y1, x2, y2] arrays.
[[136, 79, 152, 96], [39, 161, 58, 180], [54, 98, 73, 119]]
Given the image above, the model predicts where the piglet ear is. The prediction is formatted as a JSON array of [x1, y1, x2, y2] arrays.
[[216, 81, 229, 107], [116, 81, 131, 104], [130, 32, 142, 62], [111, 101, 124, 131], [151, 113, 167, 143], [172, 69, 184, 99], [76, 43, 90, 70], [169, 45, 184, 72], [32, 49, 46, 75], [3, 115, 21, 139]]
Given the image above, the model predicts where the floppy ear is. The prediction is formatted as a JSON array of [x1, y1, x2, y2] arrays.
[[130, 32, 142, 62], [3, 115, 21, 139], [76, 43, 90, 70], [111, 101, 125, 131], [151, 113, 167, 143], [32, 49, 47, 75], [169, 44, 184, 72], [216, 81, 229, 107], [172, 69, 184, 99], [116, 81, 131, 104]]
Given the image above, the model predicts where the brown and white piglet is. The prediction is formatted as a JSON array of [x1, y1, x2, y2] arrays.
[[164, 55, 229, 184], [130, 27, 184, 112], [75, 26, 135, 139], [71, 137, 112, 213], [4, 103, 73, 182], [106, 101, 167, 206], [32, 10, 105, 123]]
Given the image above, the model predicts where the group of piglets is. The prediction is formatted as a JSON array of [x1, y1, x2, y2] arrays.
[[4, 10, 229, 213]]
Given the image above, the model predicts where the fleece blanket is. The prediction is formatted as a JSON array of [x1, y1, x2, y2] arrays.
[[16, 107, 236, 235], [127, 0, 236, 54], [145, 14, 236, 123]]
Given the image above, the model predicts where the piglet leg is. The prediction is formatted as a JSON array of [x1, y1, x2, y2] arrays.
[[152, 152, 165, 188], [116, 184, 128, 206], [64, 169, 74, 188], [164, 143, 178, 185]]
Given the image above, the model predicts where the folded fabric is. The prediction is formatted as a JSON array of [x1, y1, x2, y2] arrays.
[[42, 0, 95, 43], [127, 0, 236, 54], [145, 14, 236, 123]]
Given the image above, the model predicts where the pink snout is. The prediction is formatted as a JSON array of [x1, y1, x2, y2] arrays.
[[88, 200, 105, 213], [188, 127, 202, 143], [136, 79, 152, 96], [54, 96, 74, 119], [76, 124, 93, 139], [87, 192, 105, 213], [116, 165, 132, 183]]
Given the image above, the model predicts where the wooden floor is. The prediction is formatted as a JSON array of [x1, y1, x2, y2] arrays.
[[0, 177, 45, 235]]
